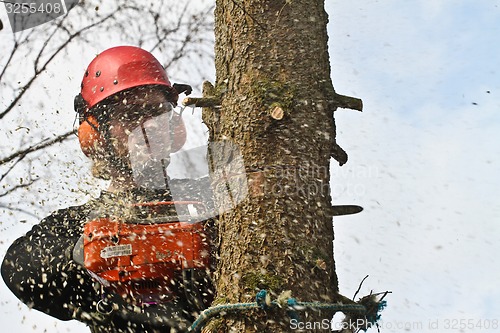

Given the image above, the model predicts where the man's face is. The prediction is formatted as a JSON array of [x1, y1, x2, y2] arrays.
[[106, 87, 174, 159]]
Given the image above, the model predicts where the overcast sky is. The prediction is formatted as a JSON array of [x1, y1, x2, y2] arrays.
[[1, 1, 500, 332], [328, 1, 500, 332]]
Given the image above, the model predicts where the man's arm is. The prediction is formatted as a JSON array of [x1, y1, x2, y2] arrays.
[[1, 204, 98, 321]]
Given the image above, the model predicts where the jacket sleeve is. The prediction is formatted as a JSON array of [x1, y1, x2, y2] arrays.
[[1, 204, 99, 321]]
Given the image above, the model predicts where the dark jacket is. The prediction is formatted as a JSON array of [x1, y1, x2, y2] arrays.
[[1, 191, 188, 333]]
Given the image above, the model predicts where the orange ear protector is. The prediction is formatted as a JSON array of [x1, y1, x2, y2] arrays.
[[78, 116, 106, 157], [170, 112, 187, 153], [75, 93, 105, 157]]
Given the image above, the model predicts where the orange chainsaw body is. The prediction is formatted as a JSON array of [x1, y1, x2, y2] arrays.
[[82, 201, 211, 305]]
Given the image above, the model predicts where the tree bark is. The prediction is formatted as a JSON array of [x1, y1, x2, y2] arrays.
[[204, 0, 346, 331]]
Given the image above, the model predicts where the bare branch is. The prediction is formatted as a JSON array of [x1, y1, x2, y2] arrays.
[[0, 130, 74, 166], [0, 203, 39, 218], [0, 177, 39, 198], [0, 39, 19, 82], [0, 152, 26, 183], [0, 10, 119, 120]]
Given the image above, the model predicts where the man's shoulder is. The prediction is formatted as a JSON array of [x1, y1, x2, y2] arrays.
[[43, 195, 104, 224]]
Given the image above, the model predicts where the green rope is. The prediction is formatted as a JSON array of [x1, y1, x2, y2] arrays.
[[188, 290, 367, 332]]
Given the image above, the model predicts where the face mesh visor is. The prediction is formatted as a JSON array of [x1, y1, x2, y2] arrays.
[[128, 111, 173, 190]]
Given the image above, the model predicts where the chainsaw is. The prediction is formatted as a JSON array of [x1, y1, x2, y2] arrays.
[[73, 194, 215, 330]]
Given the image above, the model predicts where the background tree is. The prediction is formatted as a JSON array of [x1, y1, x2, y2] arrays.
[[201, 0, 366, 332]]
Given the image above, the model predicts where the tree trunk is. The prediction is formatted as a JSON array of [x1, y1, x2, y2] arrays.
[[204, 0, 346, 331]]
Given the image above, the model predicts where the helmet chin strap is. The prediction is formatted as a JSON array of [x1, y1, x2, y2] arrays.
[[139, 122, 170, 190], [98, 121, 135, 185]]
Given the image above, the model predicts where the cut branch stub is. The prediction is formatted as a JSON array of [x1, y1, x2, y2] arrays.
[[270, 104, 284, 120], [333, 92, 363, 112], [182, 96, 222, 108]]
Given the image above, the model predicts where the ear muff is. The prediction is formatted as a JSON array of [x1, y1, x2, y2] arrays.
[[170, 112, 187, 153], [78, 116, 104, 157]]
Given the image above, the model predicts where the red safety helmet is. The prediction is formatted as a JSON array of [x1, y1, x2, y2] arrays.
[[80, 45, 178, 110], [75, 46, 186, 157]]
